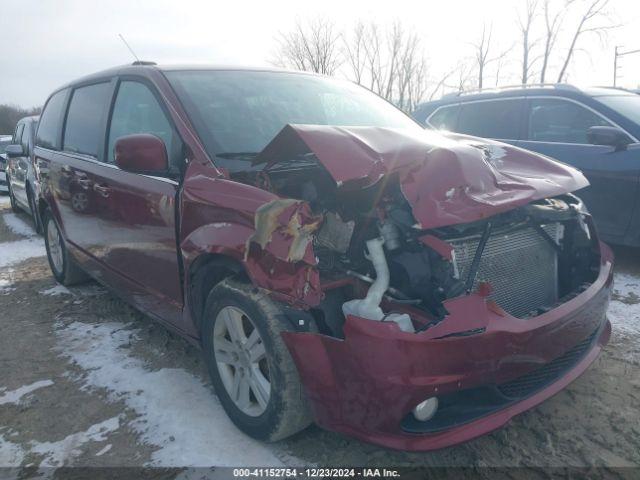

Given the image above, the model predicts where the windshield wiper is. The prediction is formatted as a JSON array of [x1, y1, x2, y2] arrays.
[[215, 152, 259, 160]]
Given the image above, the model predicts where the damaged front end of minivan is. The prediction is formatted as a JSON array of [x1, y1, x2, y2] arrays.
[[202, 125, 614, 450]]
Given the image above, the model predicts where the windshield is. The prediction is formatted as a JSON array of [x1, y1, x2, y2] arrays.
[[595, 94, 640, 127], [164, 70, 421, 171]]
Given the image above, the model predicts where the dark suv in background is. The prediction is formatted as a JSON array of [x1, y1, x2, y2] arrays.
[[414, 85, 640, 247]]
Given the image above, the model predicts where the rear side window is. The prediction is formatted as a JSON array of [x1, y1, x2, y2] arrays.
[[36, 89, 68, 150], [457, 99, 523, 140], [527, 98, 613, 144], [63, 83, 111, 157], [428, 105, 460, 130], [13, 123, 24, 145], [20, 123, 30, 153]]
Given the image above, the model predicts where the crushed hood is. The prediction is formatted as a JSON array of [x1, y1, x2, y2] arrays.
[[255, 124, 589, 230]]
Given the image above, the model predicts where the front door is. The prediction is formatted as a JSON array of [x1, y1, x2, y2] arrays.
[[516, 97, 640, 241], [88, 79, 185, 325]]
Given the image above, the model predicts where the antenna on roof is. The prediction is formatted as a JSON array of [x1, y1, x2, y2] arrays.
[[118, 34, 140, 62]]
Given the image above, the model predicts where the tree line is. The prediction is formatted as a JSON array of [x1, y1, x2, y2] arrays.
[[0, 104, 41, 136], [273, 0, 618, 112]]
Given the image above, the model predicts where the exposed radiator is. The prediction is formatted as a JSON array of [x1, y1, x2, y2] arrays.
[[448, 223, 563, 318]]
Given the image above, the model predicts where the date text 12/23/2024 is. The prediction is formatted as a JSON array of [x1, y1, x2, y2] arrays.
[[232, 468, 400, 478]]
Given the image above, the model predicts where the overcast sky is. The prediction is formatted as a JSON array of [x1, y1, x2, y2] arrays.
[[1, 0, 639, 108]]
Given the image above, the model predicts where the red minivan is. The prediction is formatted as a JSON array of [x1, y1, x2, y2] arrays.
[[35, 63, 613, 450]]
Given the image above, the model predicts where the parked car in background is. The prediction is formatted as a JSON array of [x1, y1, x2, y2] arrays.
[[413, 85, 640, 247], [4, 116, 42, 232], [0, 134, 12, 193], [35, 64, 612, 451]]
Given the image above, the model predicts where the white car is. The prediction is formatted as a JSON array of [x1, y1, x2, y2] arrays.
[[0, 135, 13, 193]]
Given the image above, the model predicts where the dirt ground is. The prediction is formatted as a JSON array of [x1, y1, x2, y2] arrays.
[[0, 195, 639, 478]]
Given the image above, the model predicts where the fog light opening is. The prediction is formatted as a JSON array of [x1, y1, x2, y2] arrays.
[[412, 397, 439, 421]]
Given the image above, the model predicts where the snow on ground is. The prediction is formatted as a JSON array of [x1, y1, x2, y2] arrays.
[[0, 432, 24, 468], [609, 272, 640, 351], [29, 416, 121, 467], [0, 196, 10, 207], [95, 444, 112, 457], [0, 276, 15, 294], [55, 320, 285, 467], [0, 237, 45, 268], [40, 285, 72, 296], [0, 380, 54, 406], [2, 213, 36, 237]]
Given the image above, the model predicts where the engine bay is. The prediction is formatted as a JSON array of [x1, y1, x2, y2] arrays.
[[234, 152, 601, 338]]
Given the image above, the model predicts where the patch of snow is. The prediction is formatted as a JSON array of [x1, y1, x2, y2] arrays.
[[0, 432, 25, 467], [0, 380, 54, 406], [29, 416, 120, 467], [609, 272, 640, 342], [0, 196, 10, 207], [95, 444, 112, 457], [3, 213, 36, 237], [0, 277, 15, 294], [40, 285, 72, 297], [0, 237, 45, 268], [56, 320, 285, 467]]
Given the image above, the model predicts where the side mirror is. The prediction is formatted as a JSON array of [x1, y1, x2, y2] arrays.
[[587, 126, 631, 152], [4, 144, 24, 158], [114, 134, 168, 173]]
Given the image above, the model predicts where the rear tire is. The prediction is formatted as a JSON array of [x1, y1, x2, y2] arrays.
[[43, 210, 89, 286], [202, 278, 313, 442]]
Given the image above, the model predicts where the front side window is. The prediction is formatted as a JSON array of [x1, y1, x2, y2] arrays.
[[107, 81, 181, 168], [165, 70, 420, 172], [527, 98, 612, 144], [595, 94, 640, 128], [63, 83, 111, 157], [20, 123, 30, 153], [428, 105, 460, 130], [457, 99, 523, 140], [36, 89, 68, 150], [13, 123, 24, 146]]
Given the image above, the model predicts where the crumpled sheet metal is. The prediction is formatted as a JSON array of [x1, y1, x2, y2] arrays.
[[256, 124, 589, 230], [244, 198, 323, 306]]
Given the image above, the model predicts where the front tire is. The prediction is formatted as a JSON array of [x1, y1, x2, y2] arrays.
[[27, 186, 42, 234], [43, 210, 89, 286], [7, 180, 20, 213], [202, 279, 313, 442]]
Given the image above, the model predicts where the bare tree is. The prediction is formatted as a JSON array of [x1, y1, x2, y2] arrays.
[[556, 0, 618, 82], [470, 24, 512, 89], [343, 21, 431, 111], [539, 0, 569, 82], [342, 22, 366, 84], [274, 18, 343, 75], [472, 24, 493, 89], [518, 0, 539, 84]]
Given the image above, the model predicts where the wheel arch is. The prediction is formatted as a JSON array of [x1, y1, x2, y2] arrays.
[[187, 252, 250, 334]]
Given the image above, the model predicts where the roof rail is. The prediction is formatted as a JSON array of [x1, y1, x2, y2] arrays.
[[447, 83, 580, 97], [132, 60, 157, 66]]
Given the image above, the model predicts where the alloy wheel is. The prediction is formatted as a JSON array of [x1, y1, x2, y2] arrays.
[[213, 306, 271, 417], [71, 192, 89, 212]]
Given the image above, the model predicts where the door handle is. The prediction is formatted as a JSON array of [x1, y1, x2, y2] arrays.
[[93, 183, 111, 198], [76, 177, 92, 188]]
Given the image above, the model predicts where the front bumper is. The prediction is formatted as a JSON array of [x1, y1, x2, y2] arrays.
[[283, 242, 614, 451]]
